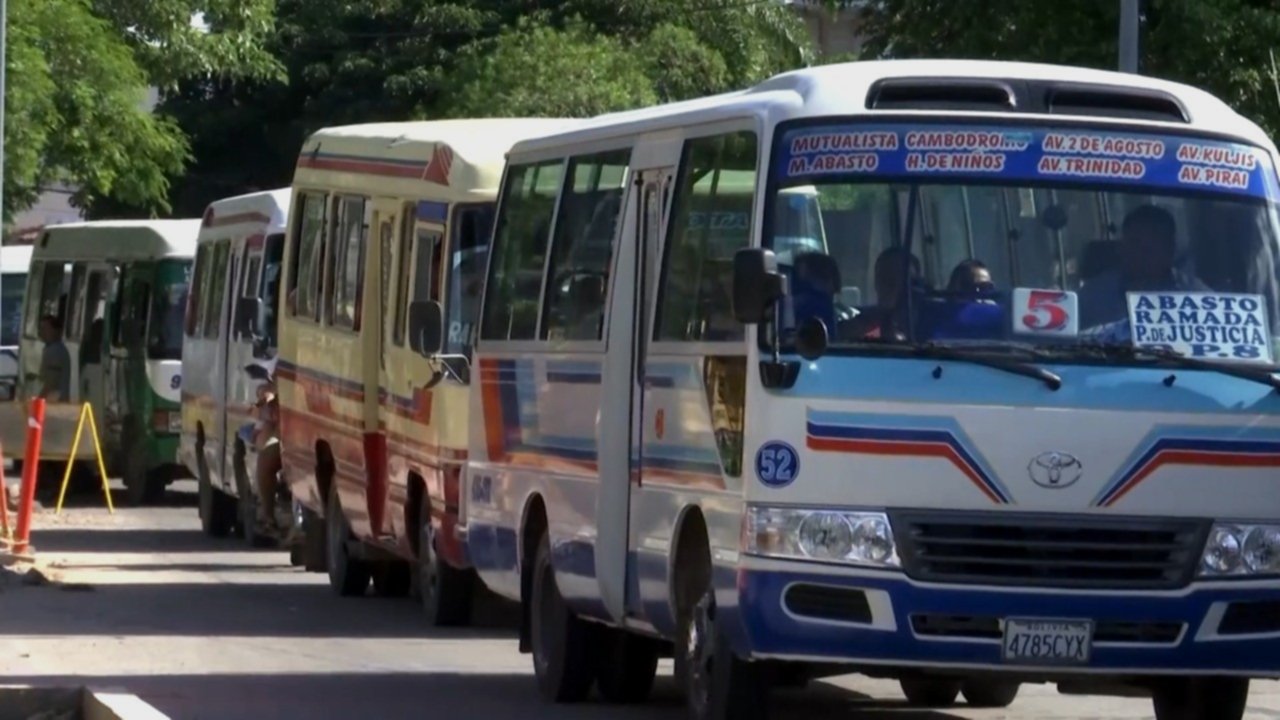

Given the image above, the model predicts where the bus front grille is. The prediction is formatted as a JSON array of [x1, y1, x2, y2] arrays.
[[890, 511, 1208, 590]]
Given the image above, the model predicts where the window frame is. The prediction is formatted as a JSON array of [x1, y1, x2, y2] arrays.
[[202, 242, 230, 340], [538, 148, 632, 348], [442, 201, 497, 356], [649, 120, 760, 358], [391, 204, 417, 347], [66, 263, 89, 342], [326, 194, 369, 333], [75, 268, 109, 348], [477, 155, 569, 349], [289, 190, 329, 324], [25, 260, 67, 340], [185, 245, 209, 338]]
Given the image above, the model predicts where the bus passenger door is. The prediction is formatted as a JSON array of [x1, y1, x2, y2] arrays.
[[597, 156, 676, 622], [80, 266, 113, 438]]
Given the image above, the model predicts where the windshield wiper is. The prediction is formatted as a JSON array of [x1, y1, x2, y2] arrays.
[[1076, 342, 1280, 393], [913, 342, 1063, 391]]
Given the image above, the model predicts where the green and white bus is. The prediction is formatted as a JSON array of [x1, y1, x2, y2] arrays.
[[16, 220, 199, 504]]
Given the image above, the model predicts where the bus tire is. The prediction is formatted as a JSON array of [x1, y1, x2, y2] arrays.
[[123, 436, 164, 507], [1152, 677, 1248, 720], [197, 451, 235, 537], [530, 531, 595, 703], [595, 627, 659, 704], [961, 679, 1020, 708], [418, 510, 473, 626], [325, 484, 371, 596], [900, 678, 961, 706], [372, 561, 412, 597], [682, 588, 770, 720], [301, 506, 327, 572]]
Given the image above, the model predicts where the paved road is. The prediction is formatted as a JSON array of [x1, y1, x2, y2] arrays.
[[4, 480, 1280, 719]]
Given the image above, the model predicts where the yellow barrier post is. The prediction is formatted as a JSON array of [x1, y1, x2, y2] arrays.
[[54, 403, 114, 515]]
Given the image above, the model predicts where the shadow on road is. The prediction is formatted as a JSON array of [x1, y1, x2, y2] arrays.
[[0, 576, 522, 639], [3, 673, 971, 720], [42, 479, 198, 510], [28, 528, 230, 554]]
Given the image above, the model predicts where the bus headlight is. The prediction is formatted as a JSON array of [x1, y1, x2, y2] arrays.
[[746, 506, 900, 569], [1200, 523, 1280, 577]]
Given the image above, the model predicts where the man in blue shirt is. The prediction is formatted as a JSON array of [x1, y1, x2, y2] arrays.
[[1078, 204, 1208, 330]]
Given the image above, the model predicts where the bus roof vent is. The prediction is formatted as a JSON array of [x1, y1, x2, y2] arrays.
[[1045, 83, 1190, 123], [866, 78, 1016, 112]]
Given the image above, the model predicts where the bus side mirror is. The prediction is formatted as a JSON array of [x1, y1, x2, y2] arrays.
[[408, 300, 445, 356], [235, 297, 263, 337], [733, 248, 785, 324]]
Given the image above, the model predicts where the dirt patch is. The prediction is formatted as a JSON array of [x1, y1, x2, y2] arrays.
[[0, 561, 90, 593]]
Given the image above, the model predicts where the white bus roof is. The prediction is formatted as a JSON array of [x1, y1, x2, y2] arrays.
[[293, 118, 581, 203], [509, 59, 1275, 156], [1, 245, 33, 274], [36, 220, 200, 261], [199, 187, 291, 243]]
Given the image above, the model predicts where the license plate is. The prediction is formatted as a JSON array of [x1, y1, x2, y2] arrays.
[[1001, 618, 1092, 665]]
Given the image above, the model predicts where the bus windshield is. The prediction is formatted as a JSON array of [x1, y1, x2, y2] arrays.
[[1, 273, 27, 346], [448, 203, 495, 354], [148, 259, 191, 360], [769, 123, 1280, 367]]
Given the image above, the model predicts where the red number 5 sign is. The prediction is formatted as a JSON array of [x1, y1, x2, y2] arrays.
[[1013, 288, 1079, 336]]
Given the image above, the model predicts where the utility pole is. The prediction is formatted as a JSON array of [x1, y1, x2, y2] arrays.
[[1119, 0, 1140, 73]]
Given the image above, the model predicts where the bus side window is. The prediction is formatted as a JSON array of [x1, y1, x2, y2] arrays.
[[203, 243, 229, 339], [185, 245, 207, 338], [26, 261, 67, 339], [289, 192, 327, 321], [391, 206, 416, 347], [655, 131, 759, 342], [262, 233, 285, 347], [23, 261, 45, 340], [541, 150, 629, 342], [481, 160, 565, 341], [328, 196, 368, 331], [66, 264, 88, 341]]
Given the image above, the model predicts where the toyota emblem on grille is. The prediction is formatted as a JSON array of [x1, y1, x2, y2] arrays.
[[1028, 452, 1082, 489]]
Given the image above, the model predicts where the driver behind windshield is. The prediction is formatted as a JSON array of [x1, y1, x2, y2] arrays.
[[1079, 204, 1208, 328], [844, 246, 922, 341]]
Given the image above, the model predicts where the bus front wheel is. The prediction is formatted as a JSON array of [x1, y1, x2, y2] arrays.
[[595, 626, 659, 703], [529, 531, 595, 702], [123, 437, 165, 506], [1152, 677, 1248, 720], [418, 508, 473, 626]]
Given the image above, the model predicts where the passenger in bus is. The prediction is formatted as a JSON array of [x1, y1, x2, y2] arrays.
[[926, 258, 1003, 340], [38, 315, 71, 402], [1078, 204, 1208, 329], [948, 259, 995, 297], [843, 246, 922, 341]]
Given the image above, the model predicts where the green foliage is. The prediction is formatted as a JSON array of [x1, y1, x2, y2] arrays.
[[161, 0, 816, 216], [4, 0, 280, 220], [447, 18, 658, 118], [854, 0, 1280, 136]]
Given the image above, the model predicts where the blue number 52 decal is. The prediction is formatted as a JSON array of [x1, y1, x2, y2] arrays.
[[755, 441, 799, 488]]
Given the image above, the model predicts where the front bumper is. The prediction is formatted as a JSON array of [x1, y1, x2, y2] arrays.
[[729, 558, 1280, 677]]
